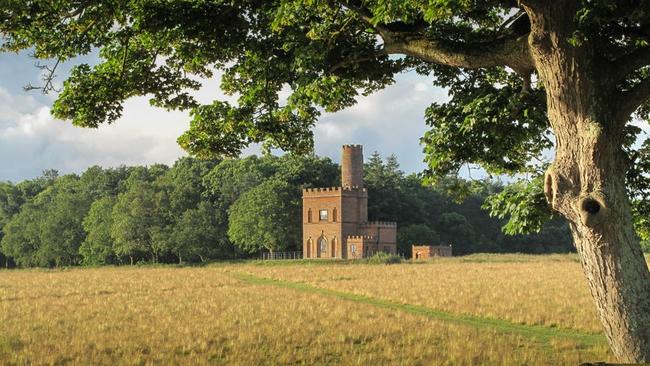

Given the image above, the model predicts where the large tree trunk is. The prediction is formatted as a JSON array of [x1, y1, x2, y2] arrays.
[[526, 2, 650, 362]]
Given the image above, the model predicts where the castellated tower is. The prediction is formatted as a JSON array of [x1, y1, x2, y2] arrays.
[[341, 145, 364, 188], [302, 144, 396, 259]]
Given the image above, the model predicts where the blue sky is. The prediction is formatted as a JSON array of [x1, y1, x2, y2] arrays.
[[0, 52, 449, 182]]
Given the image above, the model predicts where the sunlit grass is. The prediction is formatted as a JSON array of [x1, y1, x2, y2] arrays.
[[236, 254, 627, 334], [0, 255, 617, 365]]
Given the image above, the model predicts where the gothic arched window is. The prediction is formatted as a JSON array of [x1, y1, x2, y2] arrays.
[[332, 207, 337, 222], [319, 236, 327, 253], [307, 209, 312, 223]]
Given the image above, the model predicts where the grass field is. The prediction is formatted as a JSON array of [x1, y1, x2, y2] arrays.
[[0, 254, 624, 365]]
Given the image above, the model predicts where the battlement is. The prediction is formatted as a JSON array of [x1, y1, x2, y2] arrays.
[[302, 186, 367, 195], [347, 235, 375, 240], [343, 186, 366, 192], [342, 144, 363, 150], [303, 186, 341, 194], [361, 221, 397, 227]]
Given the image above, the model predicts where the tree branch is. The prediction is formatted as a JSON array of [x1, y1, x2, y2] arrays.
[[382, 33, 534, 75], [612, 47, 650, 82], [339, 0, 534, 74], [23, 57, 62, 94], [328, 54, 380, 73], [618, 76, 650, 121], [338, 0, 376, 29]]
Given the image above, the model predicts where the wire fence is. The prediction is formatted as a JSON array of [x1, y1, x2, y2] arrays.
[[260, 251, 303, 260]]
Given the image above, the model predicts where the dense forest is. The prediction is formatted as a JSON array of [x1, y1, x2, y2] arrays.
[[0, 153, 575, 268]]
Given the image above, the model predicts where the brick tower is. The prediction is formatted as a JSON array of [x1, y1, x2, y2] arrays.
[[341, 145, 364, 188], [302, 145, 397, 259]]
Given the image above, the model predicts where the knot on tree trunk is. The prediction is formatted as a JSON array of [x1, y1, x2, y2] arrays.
[[576, 191, 608, 228]]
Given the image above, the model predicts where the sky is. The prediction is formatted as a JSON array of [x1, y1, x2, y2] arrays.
[[0, 52, 449, 182]]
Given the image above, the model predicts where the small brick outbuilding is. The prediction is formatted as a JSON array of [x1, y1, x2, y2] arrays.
[[412, 245, 453, 259]]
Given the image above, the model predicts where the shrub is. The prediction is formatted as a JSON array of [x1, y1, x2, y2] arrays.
[[364, 252, 402, 265]]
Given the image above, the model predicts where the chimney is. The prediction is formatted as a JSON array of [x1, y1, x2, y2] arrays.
[[341, 145, 363, 188]]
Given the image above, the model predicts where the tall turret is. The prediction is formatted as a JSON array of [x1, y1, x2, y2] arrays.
[[341, 145, 363, 188]]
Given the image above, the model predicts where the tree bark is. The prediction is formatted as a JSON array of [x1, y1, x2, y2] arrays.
[[525, 2, 650, 362], [357, 0, 649, 360]]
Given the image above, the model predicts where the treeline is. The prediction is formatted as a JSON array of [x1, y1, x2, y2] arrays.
[[0, 153, 573, 268]]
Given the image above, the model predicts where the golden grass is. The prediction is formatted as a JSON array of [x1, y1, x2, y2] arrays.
[[237, 254, 611, 334], [0, 256, 616, 365]]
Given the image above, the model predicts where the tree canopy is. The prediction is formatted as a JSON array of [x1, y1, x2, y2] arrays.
[[228, 179, 301, 254], [1, 1, 649, 235]]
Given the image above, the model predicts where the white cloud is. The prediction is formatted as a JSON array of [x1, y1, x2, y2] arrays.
[[0, 52, 452, 181], [313, 75, 449, 173], [0, 88, 189, 182], [414, 82, 429, 92]]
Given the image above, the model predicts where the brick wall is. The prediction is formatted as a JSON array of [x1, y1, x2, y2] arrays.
[[302, 188, 343, 258], [412, 245, 453, 259]]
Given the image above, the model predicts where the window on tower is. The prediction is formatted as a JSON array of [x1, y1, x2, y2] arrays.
[[319, 209, 328, 221], [319, 237, 327, 253]]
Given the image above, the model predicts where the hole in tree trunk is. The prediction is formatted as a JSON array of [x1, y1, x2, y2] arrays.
[[577, 193, 607, 227], [582, 199, 601, 215]]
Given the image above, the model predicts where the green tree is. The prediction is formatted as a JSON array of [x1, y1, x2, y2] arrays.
[[203, 156, 276, 208], [1, 175, 91, 267], [0, 182, 22, 267], [203, 156, 278, 254], [365, 152, 404, 222], [228, 180, 300, 254], [79, 165, 131, 198], [483, 176, 553, 236], [37, 176, 92, 267], [273, 153, 340, 188], [161, 157, 218, 216], [171, 202, 228, 263], [397, 224, 440, 257], [398, 174, 450, 228], [437, 212, 475, 255], [5, 1, 650, 359], [111, 181, 160, 264], [80, 196, 117, 265], [149, 225, 173, 264], [0, 201, 43, 267], [0, 172, 58, 267]]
